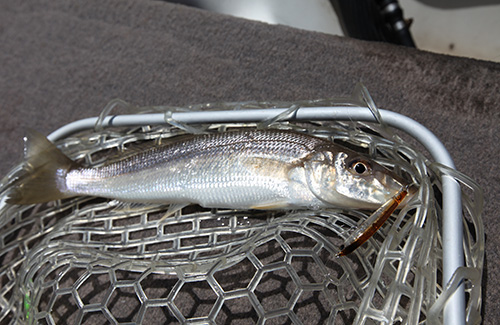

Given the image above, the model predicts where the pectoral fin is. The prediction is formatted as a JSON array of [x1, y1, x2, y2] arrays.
[[250, 200, 289, 210]]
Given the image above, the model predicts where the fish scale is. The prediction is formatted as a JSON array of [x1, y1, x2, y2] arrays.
[[9, 129, 407, 211]]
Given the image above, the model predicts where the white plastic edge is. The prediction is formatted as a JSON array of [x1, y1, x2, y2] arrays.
[[44, 107, 465, 325]]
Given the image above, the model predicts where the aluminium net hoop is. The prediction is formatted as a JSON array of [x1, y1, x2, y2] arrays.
[[0, 98, 484, 324]]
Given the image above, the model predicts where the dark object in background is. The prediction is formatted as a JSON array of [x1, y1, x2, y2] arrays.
[[332, 0, 416, 47], [165, 0, 416, 47]]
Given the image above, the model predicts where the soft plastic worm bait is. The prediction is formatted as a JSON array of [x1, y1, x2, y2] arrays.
[[337, 186, 409, 257]]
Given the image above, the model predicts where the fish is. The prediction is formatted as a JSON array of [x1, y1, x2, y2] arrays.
[[8, 129, 409, 211]]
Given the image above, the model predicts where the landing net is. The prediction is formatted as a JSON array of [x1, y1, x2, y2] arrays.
[[0, 96, 483, 324]]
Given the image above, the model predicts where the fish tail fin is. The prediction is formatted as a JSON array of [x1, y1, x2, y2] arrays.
[[7, 130, 77, 204]]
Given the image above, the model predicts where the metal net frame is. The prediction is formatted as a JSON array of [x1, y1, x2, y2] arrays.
[[0, 96, 484, 324]]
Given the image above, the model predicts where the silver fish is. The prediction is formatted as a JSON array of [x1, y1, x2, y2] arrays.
[[8, 129, 407, 209]]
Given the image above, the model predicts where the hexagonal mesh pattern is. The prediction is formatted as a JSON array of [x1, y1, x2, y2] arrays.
[[0, 97, 484, 324]]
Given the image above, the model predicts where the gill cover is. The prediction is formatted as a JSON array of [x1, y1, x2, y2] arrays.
[[303, 150, 357, 207], [304, 149, 401, 209]]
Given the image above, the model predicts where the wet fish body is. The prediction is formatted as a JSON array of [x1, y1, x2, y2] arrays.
[[8, 129, 406, 210]]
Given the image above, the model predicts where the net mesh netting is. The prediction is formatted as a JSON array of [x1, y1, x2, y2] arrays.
[[0, 97, 484, 324]]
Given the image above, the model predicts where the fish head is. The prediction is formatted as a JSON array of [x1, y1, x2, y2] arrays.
[[305, 148, 409, 209]]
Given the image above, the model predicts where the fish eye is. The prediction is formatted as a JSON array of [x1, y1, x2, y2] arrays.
[[349, 159, 371, 175]]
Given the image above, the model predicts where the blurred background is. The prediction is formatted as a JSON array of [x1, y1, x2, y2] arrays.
[[166, 0, 500, 63]]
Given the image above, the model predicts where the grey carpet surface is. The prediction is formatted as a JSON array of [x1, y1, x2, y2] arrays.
[[1, 0, 499, 323]]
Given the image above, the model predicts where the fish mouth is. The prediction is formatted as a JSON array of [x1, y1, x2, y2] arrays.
[[375, 170, 416, 205], [375, 170, 402, 189], [400, 184, 418, 206]]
